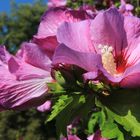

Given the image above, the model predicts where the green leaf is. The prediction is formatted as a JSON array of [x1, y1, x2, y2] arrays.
[[47, 82, 65, 95], [56, 94, 95, 137], [100, 88, 140, 121], [95, 99, 140, 139], [47, 95, 73, 122], [101, 121, 124, 140], [88, 100, 124, 140], [79, 95, 86, 104], [88, 110, 106, 134], [54, 71, 65, 86], [88, 81, 105, 92], [95, 99, 124, 140], [106, 109, 140, 137]]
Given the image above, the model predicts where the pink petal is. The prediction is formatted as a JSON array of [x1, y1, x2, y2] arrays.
[[33, 36, 58, 59], [90, 8, 127, 57], [0, 45, 11, 64], [120, 62, 140, 88], [35, 7, 90, 39], [37, 101, 51, 112], [35, 7, 67, 39], [83, 71, 98, 81], [0, 47, 16, 81], [48, 0, 67, 8], [17, 42, 51, 71], [120, 0, 126, 5], [8, 57, 51, 81], [0, 78, 49, 110], [0, 65, 16, 82], [124, 16, 140, 57], [124, 16, 140, 44], [125, 43, 140, 66], [34, 7, 90, 56], [125, 4, 134, 11], [53, 44, 101, 72], [57, 20, 95, 52], [121, 73, 140, 88]]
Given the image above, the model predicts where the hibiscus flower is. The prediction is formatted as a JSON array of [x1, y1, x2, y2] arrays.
[[53, 8, 140, 88], [0, 43, 53, 111]]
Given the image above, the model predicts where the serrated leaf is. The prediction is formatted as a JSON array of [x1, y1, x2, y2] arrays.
[[88, 110, 106, 134], [101, 121, 124, 140], [47, 95, 73, 122], [106, 109, 140, 137], [100, 88, 140, 121], [56, 94, 95, 137], [95, 99, 124, 140]]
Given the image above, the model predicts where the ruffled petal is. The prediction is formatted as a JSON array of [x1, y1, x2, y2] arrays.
[[33, 36, 58, 59], [35, 7, 90, 39], [0, 65, 16, 82], [35, 7, 67, 38], [125, 43, 140, 66], [90, 8, 127, 57], [120, 62, 140, 88], [57, 20, 95, 52], [37, 100, 51, 112], [8, 57, 51, 81], [0, 46, 15, 81], [34, 7, 90, 57], [17, 42, 51, 71], [53, 44, 101, 72], [0, 78, 49, 110], [0, 45, 11, 64], [123, 16, 140, 59]]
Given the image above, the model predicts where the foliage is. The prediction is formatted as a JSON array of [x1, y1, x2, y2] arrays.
[[86, 99, 140, 140]]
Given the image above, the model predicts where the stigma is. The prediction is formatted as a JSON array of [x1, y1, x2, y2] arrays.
[[98, 44, 117, 76]]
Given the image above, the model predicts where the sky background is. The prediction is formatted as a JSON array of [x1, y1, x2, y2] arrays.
[[0, 0, 47, 13]]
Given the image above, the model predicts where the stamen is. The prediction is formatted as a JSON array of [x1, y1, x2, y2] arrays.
[[98, 44, 117, 76]]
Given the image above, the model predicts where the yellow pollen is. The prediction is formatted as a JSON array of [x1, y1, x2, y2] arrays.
[[98, 45, 117, 76]]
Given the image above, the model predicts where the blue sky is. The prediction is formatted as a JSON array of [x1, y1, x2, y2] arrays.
[[0, 0, 47, 13]]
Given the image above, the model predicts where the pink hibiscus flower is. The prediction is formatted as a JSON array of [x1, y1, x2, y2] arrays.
[[0, 43, 53, 111], [53, 8, 140, 88]]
